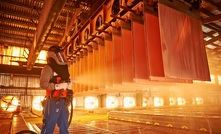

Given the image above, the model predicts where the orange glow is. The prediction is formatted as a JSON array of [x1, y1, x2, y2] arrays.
[[154, 97, 164, 107], [85, 96, 98, 109], [32, 96, 45, 111], [123, 97, 135, 108], [106, 96, 118, 108], [1, 46, 46, 65], [72, 69, 106, 87], [169, 97, 176, 106], [218, 75, 221, 84], [205, 75, 215, 84], [37, 50, 47, 64], [11, 47, 20, 65], [1, 96, 19, 112], [142, 98, 147, 107], [177, 97, 186, 106], [195, 97, 203, 105]]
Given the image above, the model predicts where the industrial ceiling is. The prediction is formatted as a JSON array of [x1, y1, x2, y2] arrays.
[[0, 0, 221, 75]]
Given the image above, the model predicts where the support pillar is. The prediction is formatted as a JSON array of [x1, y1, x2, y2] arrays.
[[136, 92, 142, 107], [98, 94, 106, 108]]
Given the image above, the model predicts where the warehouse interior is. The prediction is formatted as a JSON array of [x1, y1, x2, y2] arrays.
[[0, 0, 221, 133]]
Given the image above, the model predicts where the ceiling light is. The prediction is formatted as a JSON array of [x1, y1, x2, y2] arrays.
[[213, 40, 221, 45], [204, 36, 211, 41], [206, 44, 217, 49], [202, 25, 212, 33], [212, 32, 219, 37]]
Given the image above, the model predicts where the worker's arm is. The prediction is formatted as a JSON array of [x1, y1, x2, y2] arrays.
[[40, 65, 55, 90]]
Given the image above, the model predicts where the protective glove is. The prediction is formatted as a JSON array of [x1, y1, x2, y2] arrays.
[[55, 83, 68, 90]]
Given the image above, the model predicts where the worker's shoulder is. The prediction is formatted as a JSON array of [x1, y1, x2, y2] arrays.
[[43, 64, 52, 71]]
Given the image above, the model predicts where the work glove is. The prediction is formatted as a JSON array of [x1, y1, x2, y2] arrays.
[[55, 83, 68, 90]]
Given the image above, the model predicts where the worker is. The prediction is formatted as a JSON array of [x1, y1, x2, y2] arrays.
[[40, 45, 73, 134]]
